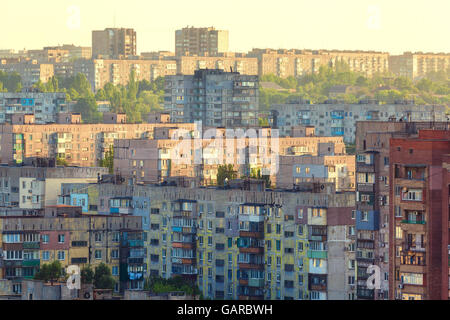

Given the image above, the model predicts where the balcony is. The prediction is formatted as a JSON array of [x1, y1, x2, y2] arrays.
[[23, 242, 40, 249], [401, 220, 425, 225], [307, 250, 328, 259], [248, 278, 265, 288], [239, 231, 264, 239], [126, 240, 144, 247], [309, 283, 327, 292], [22, 259, 40, 267], [238, 247, 264, 254], [357, 183, 375, 193], [238, 263, 264, 270]]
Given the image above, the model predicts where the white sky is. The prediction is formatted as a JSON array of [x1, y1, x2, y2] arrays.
[[1, 0, 449, 54]]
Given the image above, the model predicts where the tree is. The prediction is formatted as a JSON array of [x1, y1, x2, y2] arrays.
[[217, 164, 237, 186], [94, 263, 115, 289], [81, 265, 95, 284], [73, 96, 102, 123], [249, 168, 271, 188], [34, 260, 63, 285], [99, 146, 114, 174]]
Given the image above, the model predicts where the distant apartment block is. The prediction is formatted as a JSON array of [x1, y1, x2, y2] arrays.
[[0, 165, 106, 208], [92, 28, 137, 59], [113, 129, 347, 185], [177, 54, 258, 75], [389, 52, 450, 79], [175, 26, 229, 57], [74, 58, 177, 91], [164, 69, 259, 127], [270, 101, 448, 143], [0, 118, 196, 166], [247, 49, 389, 78], [0, 59, 54, 88], [0, 92, 67, 124]]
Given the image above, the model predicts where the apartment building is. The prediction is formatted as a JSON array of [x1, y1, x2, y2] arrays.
[[0, 59, 54, 88], [389, 52, 450, 79], [175, 27, 229, 57], [177, 54, 258, 76], [355, 121, 450, 300], [270, 101, 448, 143], [164, 69, 259, 127], [44, 45, 92, 60], [95, 179, 355, 300], [0, 165, 107, 209], [74, 58, 177, 91], [389, 129, 450, 300], [92, 28, 137, 59], [0, 92, 67, 124], [0, 207, 144, 295], [247, 49, 389, 78], [113, 129, 347, 185], [0, 119, 196, 166], [275, 155, 356, 192]]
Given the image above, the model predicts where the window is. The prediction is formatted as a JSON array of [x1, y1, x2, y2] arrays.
[[111, 249, 119, 259], [276, 240, 281, 251], [42, 234, 49, 244], [112, 266, 119, 276], [395, 227, 403, 239], [402, 189, 422, 201], [95, 250, 102, 259], [400, 273, 423, 285], [95, 233, 102, 242], [57, 251, 65, 261], [298, 225, 303, 235], [58, 234, 65, 243], [112, 232, 120, 242], [361, 211, 369, 222], [42, 251, 50, 261], [297, 208, 303, 219]]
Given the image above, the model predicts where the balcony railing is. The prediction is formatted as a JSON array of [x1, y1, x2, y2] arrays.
[[401, 220, 425, 225]]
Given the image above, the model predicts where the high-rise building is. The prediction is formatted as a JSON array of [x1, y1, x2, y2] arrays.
[[389, 129, 450, 300], [175, 27, 229, 57], [164, 69, 259, 128], [355, 121, 450, 300], [92, 28, 137, 59]]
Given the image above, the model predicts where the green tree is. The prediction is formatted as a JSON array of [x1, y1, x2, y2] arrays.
[[34, 260, 63, 285], [94, 263, 115, 290], [73, 96, 101, 123], [81, 265, 95, 284], [217, 164, 237, 186], [99, 146, 114, 174]]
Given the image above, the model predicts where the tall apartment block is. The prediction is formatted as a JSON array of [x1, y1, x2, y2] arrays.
[[271, 101, 448, 143], [175, 27, 229, 57], [164, 69, 259, 127], [355, 121, 450, 300], [389, 129, 450, 300], [92, 28, 137, 59], [389, 52, 450, 79], [94, 179, 355, 300]]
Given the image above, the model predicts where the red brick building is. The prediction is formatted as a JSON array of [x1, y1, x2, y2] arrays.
[[389, 129, 450, 300]]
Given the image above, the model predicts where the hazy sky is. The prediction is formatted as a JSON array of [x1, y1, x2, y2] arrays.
[[2, 0, 449, 54]]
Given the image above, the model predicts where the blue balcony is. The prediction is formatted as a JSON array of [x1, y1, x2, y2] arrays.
[[356, 211, 380, 231]]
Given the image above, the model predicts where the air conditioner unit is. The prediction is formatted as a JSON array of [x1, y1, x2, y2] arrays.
[[398, 284, 403, 289]]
